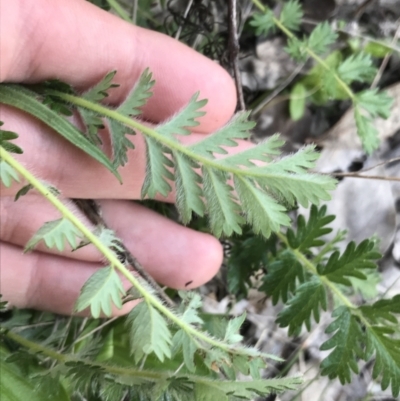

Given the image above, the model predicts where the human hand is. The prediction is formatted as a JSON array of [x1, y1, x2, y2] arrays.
[[0, 0, 237, 314]]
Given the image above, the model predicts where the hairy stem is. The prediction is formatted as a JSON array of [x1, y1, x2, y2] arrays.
[[0, 147, 278, 361]]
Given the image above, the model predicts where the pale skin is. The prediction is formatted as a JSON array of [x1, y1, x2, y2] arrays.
[[0, 0, 240, 315]]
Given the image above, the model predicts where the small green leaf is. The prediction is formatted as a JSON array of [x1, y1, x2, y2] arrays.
[[250, 10, 275, 36], [202, 167, 244, 237], [0, 160, 20, 187], [127, 301, 172, 362], [75, 266, 126, 318], [277, 279, 327, 336], [82, 70, 119, 102], [280, 0, 303, 31], [354, 107, 380, 154], [367, 326, 400, 397], [224, 313, 246, 344], [289, 82, 307, 121], [317, 239, 380, 286], [14, 184, 34, 201], [141, 136, 174, 198], [0, 122, 23, 154], [320, 306, 365, 383], [356, 89, 393, 119], [25, 218, 82, 252], [117, 68, 155, 117], [337, 52, 376, 84], [158, 92, 206, 137], [172, 330, 198, 372], [260, 250, 306, 304], [307, 22, 338, 55]]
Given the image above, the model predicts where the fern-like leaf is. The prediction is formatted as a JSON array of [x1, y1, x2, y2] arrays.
[[202, 167, 244, 236], [337, 53, 376, 84], [75, 266, 126, 318], [276, 279, 327, 336], [320, 306, 365, 383], [260, 249, 306, 304], [280, 0, 303, 31], [25, 218, 83, 252], [366, 326, 400, 397], [317, 239, 381, 286], [307, 22, 338, 55], [127, 301, 172, 363], [286, 205, 335, 251]]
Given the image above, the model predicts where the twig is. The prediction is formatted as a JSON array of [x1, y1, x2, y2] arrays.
[[174, 0, 194, 41], [228, 0, 245, 111], [328, 172, 400, 182], [371, 19, 400, 88], [327, 156, 400, 181], [73, 199, 175, 308]]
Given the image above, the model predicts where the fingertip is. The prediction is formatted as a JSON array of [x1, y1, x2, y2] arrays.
[[179, 231, 223, 290]]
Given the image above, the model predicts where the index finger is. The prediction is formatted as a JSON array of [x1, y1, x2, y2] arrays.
[[0, 0, 237, 133]]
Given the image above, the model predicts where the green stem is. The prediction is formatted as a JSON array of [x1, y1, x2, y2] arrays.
[[0, 147, 276, 360], [46, 90, 325, 187], [2, 328, 284, 385]]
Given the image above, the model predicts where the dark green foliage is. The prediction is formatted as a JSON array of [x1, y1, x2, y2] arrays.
[[317, 239, 381, 285]]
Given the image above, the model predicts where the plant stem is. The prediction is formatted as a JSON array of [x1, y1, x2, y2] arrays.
[[0, 147, 278, 361], [251, 0, 356, 101]]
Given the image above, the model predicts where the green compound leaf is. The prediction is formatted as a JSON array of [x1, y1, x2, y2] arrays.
[[75, 265, 126, 318], [0, 160, 20, 187], [127, 301, 172, 363], [307, 22, 338, 55], [276, 279, 327, 336], [317, 239, 381, 286], [260, 249, 306, 304], [320, 306, 365, 383], [280, 0, 303, 31], [25, 217, 83, 252], [337, 52, 377, 84]]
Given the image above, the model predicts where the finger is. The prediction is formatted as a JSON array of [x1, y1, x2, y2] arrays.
[[0, 196, 223, 288], [0, 242, 135, 315], [0, 0, 236, 133], [0, 207, 222, 314]]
